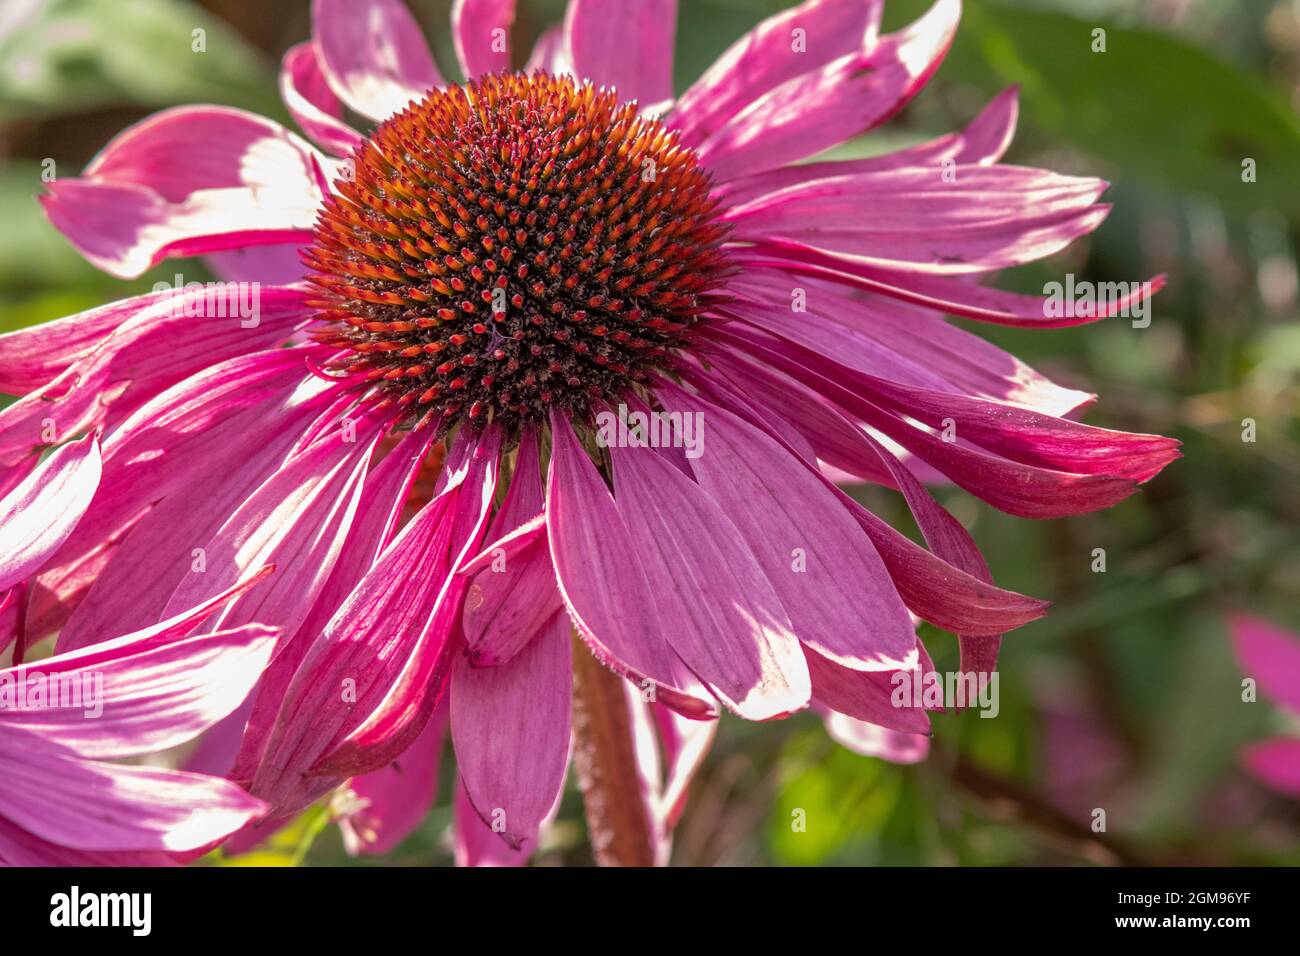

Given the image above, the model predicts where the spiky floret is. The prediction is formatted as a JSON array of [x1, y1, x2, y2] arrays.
[[304, 72, 732, 429]]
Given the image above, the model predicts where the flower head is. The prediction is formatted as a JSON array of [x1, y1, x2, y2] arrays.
[[2, 0, 1179, 863]]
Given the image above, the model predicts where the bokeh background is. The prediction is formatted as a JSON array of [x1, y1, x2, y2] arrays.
[[1, 0, 1297, 865]]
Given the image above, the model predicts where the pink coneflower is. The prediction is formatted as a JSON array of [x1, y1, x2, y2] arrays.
[[3, 0, 1177, 864], [0, 434, 275, 865], [1231, 615, 1300, 798]]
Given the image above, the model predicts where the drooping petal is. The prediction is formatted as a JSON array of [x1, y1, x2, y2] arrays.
[[607, 439, 811, 720], [671, 0, 882, 147], [230, 423, 435, 784], [42, 107, 327, 278], [694, 0, 960, 181], [312, 0, 443, 122], [0, 625, 276, 760], [546, 411, 717, 719], [453, 777, 533, 866], [564, 0, 676, 110], [452, 610, 572, 849], [822, 711, 930, 764], [280, 41, 366, 157], [452, 0, 516, 79], [0, 432, 101, 595], [0, 727, 264, 853], [159, 414, 384, 641], [655, 383, 916, 674]]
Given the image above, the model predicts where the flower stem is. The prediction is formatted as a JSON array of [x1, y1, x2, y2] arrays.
[[569, 634, 656, 866]]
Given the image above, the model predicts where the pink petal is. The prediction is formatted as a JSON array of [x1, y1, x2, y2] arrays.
[[230, 423, 434, 784], [607, 439, 811, 720], [452, 610, 572, 849], [1232, 615, 1300, 715], [0, 290, 167, 394], [43, 106, 327, 278], [280, 41, 365, 157], [734, 246, 1165, 329], [718, 327, 1177, 519], [453, 777, 533, 866], [462, 431, 562, 666], [452, 0, 516, 79], [0, 287, 316, 475], [312, 0, 442, 122], [249, 432, 498, 809], [160, 415, 384, 641], [656, 384, 916, 674], [0, 433, 101, 595], [672, 0, 882, 147], [0, 624, 277, 760], [564, 0, 677, 110], [54, 382, 335, 653], [524, 26, 571, 75], [695, 0, 960, 181], [714, 85, 1019, 206], [822, 712, 931, 764], [0, 727, 264, 853], [726, 274, 1092, 416], [546, 412, 718, 719]]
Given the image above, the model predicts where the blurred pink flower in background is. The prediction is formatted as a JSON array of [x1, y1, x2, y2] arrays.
[[0, 0, 1179, 863], [1232, 615, 1300, 798]]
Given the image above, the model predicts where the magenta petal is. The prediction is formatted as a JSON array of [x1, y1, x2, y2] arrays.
[[695, 0, 959, 181], [608, 440, 811, 720], [671, 0, 882, 148], [280, 42, 366, 157], [0, 623, 276, 760], [715, 85, 1019, 207], [0, 290, 167, 394], [0, 432, 101, 595], [341, 703, 447, 856], [452, 0, 516, 79], [463, 431, 562, 666], [230, 423, 434, 784], [453, 777, 533, 866], [42, 106, 327, 278], [56, 380, 334, 652], [312, 0, 442, 122], [1232, 615, 1300, 715], [0, 728, 264, 853], [249, 432, 498, 807], [1241, 738, 1300, 798], [546, 412, 718, 719], [452, 610, 572, 849], [822, 712, 931, 764], [160, 415, 384, 641], [657, 384, 916, 674], [564, 0, 676, 110], [806, 646, 930, 734], [0, 287, 316, 475]]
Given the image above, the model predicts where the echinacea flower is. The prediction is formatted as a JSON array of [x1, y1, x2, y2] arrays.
[[2, 0, 1179, 863], [0, 434, 276, 865], [1231, 615, 1300, 798]]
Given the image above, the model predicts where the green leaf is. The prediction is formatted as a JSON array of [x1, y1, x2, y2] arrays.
[[0, 0, 280, 122]]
